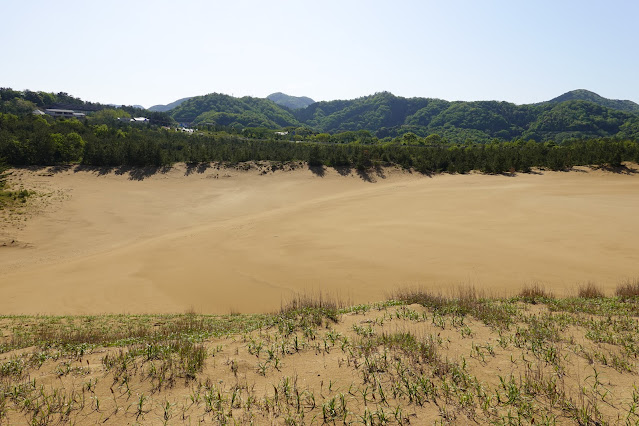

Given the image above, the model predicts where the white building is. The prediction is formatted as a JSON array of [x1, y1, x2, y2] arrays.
[[45, 109, 85, 119]]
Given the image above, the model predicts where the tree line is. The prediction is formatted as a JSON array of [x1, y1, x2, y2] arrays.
[[1, 113, 638, 174]]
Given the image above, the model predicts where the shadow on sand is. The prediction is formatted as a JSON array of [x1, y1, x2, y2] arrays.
[[308, 165, 326, 177], [118, 165, 172, 181], [72, 164, 171, 180], [185, 162, 212, 176], [73, 165, 115, 176], [333, 165, 352, 177], [589, 164, 639, 175], [355, 168, 373, 182]]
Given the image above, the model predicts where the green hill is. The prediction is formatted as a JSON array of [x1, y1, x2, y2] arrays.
[[290, 91, 639, 142], [545, 89, 639, 114], [290, 92, 639, 142], [267, 92, 315, 110], [169, 93, 300, 128], [3, 87, 639, 143]]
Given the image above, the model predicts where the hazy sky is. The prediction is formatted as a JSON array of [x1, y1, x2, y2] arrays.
[[3, 0, 638, 108]]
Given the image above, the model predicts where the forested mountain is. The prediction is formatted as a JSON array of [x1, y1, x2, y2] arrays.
[[2, 88, 639, 172], [148, 97, 192, 112], [169, 93, 300, 128], [267, 92, 315, 110], [289, 92, 639, 143], [0, 88, 174, 125], [1, 88, 95, 114], [545, 89, 639, 114], [158, 90, 639, 142], [3, 87, 639, 143]]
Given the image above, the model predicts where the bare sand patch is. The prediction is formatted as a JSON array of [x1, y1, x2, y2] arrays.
[[1, 164, 639, 315]]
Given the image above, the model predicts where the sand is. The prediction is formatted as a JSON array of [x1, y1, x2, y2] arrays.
[[1, 164, 638, 315]]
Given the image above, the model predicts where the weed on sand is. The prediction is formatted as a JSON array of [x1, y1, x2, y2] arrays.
[[2, 286, 639, 424]]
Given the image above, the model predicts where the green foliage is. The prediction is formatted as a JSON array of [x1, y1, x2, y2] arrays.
[[0, 87, 175, 127], [267, 92, 315, 110], [290, 91, 639, 143], [3, 87, 639, 144], [522, 100, 634, 142], [88, 108, 131, 125], [170, 93, 300, 128], [1, 87, 639, 172], [545, 89, 639, 114], [1, 111, 638, 172]]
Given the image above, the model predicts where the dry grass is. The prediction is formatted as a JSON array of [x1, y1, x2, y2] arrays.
[[390, 285, 516, 328], [279, 292, 347, 313], [577, 281, 605, 298], [616, 278, 639, 299], [519, 282, 554, 302]]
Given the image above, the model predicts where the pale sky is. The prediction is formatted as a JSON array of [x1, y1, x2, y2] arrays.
[[3, 0, 638, 108]]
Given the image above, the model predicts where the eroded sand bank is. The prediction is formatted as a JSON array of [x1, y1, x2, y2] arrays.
[[1, 164, 638, 314]]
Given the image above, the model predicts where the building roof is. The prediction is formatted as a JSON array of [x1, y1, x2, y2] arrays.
[[46, 103, 101, 112], [46, 109, 76, 113]]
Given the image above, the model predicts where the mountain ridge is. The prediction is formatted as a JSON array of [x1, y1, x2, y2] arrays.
[[148, 97, 193, 112], [3, 88, 638, 143], [160, 89, 639, 143], [544, 89, 639, 114], [266, 92, 315, 110]]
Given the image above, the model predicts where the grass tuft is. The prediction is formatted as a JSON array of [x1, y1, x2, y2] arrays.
[[390, 285, 516, 328], [278, 292, 347, 326], [280, 292, 349, 313], [578, 282, 605, 299], [615, 278, 639, 299], [519, 283, 553, 303]]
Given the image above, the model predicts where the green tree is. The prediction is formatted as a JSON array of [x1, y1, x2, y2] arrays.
[[90, 109, 130, 125]]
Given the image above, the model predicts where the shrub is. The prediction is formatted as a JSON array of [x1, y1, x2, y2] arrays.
[[615, 279, 639, 299], [519, 283, 553, 303], [577, 282, 604, 299]]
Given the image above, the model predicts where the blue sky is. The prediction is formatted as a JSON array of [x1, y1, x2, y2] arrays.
[[3, 0, 638, 108]]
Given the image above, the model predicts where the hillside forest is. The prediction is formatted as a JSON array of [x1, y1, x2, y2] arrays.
[[1, 87, 639, 174]]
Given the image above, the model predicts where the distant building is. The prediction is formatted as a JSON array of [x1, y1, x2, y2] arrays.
[[45, 109, 85, 119], [117, 117, 150, 124], [275, 131, 289, 136], [32, 109, 46, 116], [46, 103, 100, 112]]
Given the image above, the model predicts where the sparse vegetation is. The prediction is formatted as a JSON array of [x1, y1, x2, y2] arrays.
[[616, 278, 639, 299], [578, 281, 605, 298], [0, 159, 32, 209], [2, 285, 639, 424], [519, 282, 554, 303]]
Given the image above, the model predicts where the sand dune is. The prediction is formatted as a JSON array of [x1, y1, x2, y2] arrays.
[[1, 164, 639, 315]]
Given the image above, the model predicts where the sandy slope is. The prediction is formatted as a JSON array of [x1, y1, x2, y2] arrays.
[[1, 164, 638, 315]]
